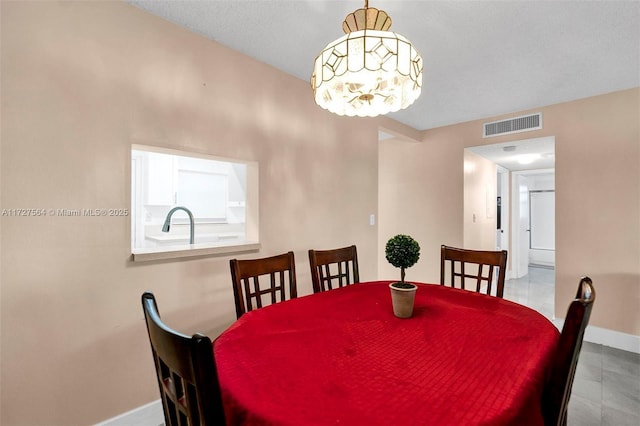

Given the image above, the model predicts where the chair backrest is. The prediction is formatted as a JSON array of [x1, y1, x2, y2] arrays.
[[229, 251, 297, 319], [141, 292, 225, 426], [543, 277, 596, 426], [308, 245, 360, 293], [440, 245, 508, 298]]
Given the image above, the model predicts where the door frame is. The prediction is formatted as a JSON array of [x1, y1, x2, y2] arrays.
[[511, 172, 530, 279], [496, 166, 511, 276]]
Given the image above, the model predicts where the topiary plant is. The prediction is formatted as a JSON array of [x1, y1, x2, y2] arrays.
[[385, 234, 421, 288]]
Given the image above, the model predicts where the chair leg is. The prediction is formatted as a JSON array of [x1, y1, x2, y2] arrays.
[[560, 408, 568, 426]]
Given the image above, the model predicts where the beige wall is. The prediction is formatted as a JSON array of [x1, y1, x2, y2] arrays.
[[378, 130, 464, 282], [463, 150, 497, 251], [379, 88, 640, 336], [377, 146, 497, 284], [0, 2, 381, 424]]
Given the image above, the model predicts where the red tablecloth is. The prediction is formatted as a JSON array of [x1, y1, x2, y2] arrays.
[[214, 281, 560, 426]]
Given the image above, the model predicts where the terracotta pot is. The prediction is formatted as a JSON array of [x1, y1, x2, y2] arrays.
[[389, 282, 417, 318]]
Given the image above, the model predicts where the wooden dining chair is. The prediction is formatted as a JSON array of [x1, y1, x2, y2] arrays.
[[229, 251, 297, 319], [542, 277, 596, 426], [308, 245, 360, 293], [141, 292, 225, 426], [440, 245, 508, 298]]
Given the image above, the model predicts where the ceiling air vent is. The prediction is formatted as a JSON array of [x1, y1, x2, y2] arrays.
[[483, 113, 542, 138]]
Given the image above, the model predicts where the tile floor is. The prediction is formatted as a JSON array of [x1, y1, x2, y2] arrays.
[[503, 266, 640, 426]]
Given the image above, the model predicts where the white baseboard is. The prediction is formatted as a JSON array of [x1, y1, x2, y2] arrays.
[[95, 399, 163, 426], [553, 319, 640, 354]]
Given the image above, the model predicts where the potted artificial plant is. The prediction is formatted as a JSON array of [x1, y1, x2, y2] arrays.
[[385, 234, 421, 318]]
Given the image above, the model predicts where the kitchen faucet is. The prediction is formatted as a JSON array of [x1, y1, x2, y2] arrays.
[[162, 206, 195, 245]]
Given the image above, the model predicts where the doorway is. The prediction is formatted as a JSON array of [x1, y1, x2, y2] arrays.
[[465, 136, 555, 278]]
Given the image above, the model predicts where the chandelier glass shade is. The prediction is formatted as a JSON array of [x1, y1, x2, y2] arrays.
[[311, 2, 423, 117]]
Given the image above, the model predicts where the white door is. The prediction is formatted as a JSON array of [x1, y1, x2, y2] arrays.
[[529, 190, 556, 266], [512, 173, 530, 278]]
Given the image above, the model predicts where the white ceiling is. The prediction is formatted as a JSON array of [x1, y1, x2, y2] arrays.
[[127, 0, 639, 132], [467, 136, 555, 172]]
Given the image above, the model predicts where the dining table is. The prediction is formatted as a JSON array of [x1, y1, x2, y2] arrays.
[[213, 281, 560, 426]]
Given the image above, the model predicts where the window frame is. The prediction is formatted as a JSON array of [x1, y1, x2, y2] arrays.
[[130, 144, 260, 262]]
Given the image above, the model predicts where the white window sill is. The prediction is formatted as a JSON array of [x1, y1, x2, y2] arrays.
[[144, 232, 241, 243], [131, 241, 261, 262]]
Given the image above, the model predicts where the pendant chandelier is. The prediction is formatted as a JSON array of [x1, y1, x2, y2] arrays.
[[311, 1, 423, 117]]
